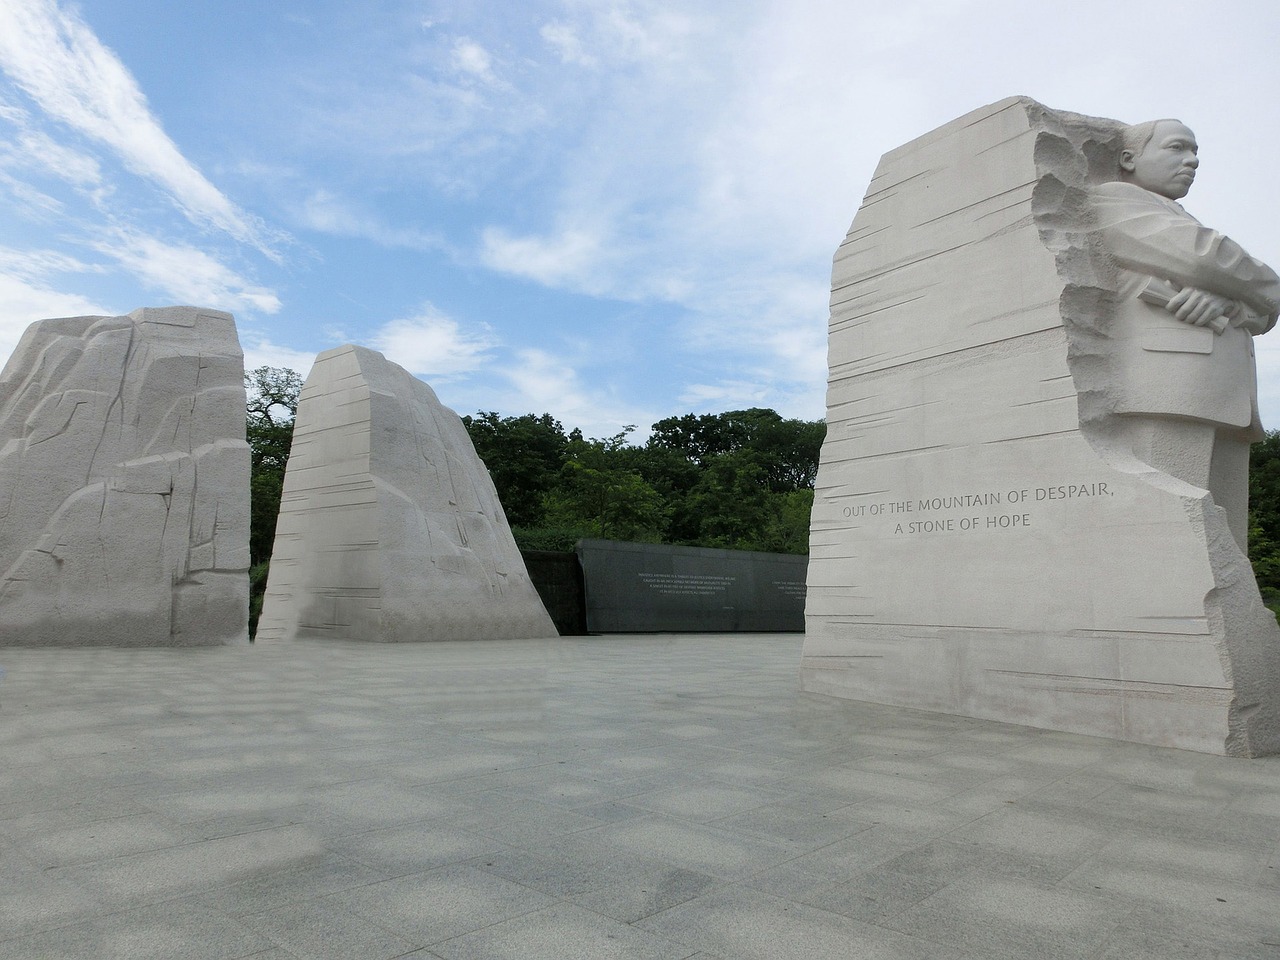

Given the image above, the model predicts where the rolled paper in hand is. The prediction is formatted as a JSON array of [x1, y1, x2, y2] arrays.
[[1137, 277, 1230, 333]]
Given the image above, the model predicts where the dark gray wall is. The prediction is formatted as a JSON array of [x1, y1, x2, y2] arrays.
[[576, 539, 807, 633], [520, 549, 587, 636]]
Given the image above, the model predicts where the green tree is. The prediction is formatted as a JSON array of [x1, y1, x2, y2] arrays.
[[648, 408, 825, 491], [541, 428, 667, 543], [685, 450, 768, 548], [645, 409, 823, 553], [462, 412, 569, 528], [1249, 429, 1280, 607], [244, 366, 302, 634]]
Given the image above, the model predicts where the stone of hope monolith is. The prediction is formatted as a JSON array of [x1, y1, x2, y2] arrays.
[[0, 307, 250, 645], [255, 344, 557, 642], [802, 97, 1280, 756]]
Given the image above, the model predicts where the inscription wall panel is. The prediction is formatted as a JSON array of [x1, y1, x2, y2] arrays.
[[577, 539, 806, 633]]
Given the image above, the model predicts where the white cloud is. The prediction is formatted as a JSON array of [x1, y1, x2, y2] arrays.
[[0, 0, 283, 258], [0, 245, 103, 283], [0, 169, 64, 218], [370, 305, 496, 380], [482, 346, 658, 440], [540, 22, 597, 67], [0, 272, 106, 364], [554, 2, 704, 66], [92, 230, 281, 315], [14, 130, 102, 187], [479, 225, 607, 292], [298, 189, 446, 251], [241, 335, 318, 379], [678, 380, 771, 410], [450, 38, 500, 86]]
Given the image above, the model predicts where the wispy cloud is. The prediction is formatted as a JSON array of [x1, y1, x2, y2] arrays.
[[11, 129, 102, 188], [91, 230, 282, 315], [488, 346, 659, 440], [450, 38, 503, 87], [370, 304, 496, 380], [0, 245, 104, 283], [545, 3, 705, 67], [299, 189, 446, 251], [540, 22, 597, 67], [0, 271, 106, 361], [0, 0, 284, 258], [678, 380, 771, 410], [241, 334, 319, 379], [479, 224, 607, 292]]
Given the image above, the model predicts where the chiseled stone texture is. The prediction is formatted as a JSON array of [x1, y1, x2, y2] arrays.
[[803, 97, 1280, 756], [256, 344, 556, 642], [0, 307, 250, 645]]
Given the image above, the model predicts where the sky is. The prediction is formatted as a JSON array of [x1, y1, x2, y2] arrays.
[[1, 0, 1279, 440]]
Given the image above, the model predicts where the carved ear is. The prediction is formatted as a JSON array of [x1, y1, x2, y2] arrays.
[[1119, 149, 1137, 173]]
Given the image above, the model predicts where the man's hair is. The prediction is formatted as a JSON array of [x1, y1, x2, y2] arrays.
[[1121, 119, 1184, 158]]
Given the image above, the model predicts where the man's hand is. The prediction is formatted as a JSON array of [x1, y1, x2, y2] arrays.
[[1165, 286, 1239, 332]]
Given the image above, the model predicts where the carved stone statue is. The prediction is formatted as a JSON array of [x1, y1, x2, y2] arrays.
[[1091, 120, 1280, 550], [802, 98, 1280, 757]]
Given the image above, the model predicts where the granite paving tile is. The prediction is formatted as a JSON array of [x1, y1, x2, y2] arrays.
[[636, 885, 966, 960], [321, 863, 558, 945], [0, 901, 272, 960], [431, 902, 699, 960], [1, 635, 1278, 959], [237, 898, 416, 959], [875, 873, 1132, 960]]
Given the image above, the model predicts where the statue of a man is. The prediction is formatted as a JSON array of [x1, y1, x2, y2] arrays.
[[1092, 119, 1280, 550]]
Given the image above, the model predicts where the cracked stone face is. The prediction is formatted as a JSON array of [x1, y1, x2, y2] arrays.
[[0, 307, 250, 646], [255, 344, 556, 642]]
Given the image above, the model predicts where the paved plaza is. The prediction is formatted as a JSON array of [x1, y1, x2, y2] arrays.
[[1, 633, 1278, 959]]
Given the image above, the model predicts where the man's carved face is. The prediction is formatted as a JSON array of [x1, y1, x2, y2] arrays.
[[1122, 121, 1199, 200]]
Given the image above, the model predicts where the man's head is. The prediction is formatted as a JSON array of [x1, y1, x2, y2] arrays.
[[1119, 119, 1199, 200]]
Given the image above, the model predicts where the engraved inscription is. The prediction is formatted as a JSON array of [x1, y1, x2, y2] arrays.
[[834, 481, 1115, 535], [638, 573, 736, 596]]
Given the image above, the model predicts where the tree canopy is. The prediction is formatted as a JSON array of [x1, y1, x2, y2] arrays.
[[1249, 429, 1280, 608], [462, 408, 826, 554]]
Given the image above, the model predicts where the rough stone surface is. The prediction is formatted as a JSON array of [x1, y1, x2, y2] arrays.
[[0, 307, 250, 645], [802, 97, 1280, 757], [256, 344, 557, 642]]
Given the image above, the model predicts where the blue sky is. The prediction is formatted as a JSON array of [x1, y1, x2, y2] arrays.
[[1, 0, 1279, 438]]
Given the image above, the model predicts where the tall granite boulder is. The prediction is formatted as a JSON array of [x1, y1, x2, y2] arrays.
[[803, 98, 1280, 756], [256, 344, 557, 642], [0, 307, 250, 645]]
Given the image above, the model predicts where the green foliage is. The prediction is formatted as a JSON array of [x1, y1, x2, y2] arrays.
[[1249, 429, 1280, 611], [648, 408, 825, 491], [247, 561, 271, 638], [510, 525, 596, 553], [244, 366, 302, 636], [468, 409, 826, 555], [245, 366, 302, 567], [542, 428, 667, 543], [462, 412, 569, 528]]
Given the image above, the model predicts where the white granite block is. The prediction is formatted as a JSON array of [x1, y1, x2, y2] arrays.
[[256, 344, 556, 642], [0, 307, 250, 645]]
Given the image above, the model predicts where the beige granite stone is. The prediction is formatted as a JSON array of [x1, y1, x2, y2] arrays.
[[802, 98, 1280, 756], [0, 307, 250, 645], [256, 344, 556, 642]]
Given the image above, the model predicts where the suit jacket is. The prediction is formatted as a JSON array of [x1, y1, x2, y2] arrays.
[[1091, 181, 1280, 430]]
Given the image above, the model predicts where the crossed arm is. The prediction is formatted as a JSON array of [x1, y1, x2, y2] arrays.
[[1093, 181, 1280, 335]]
